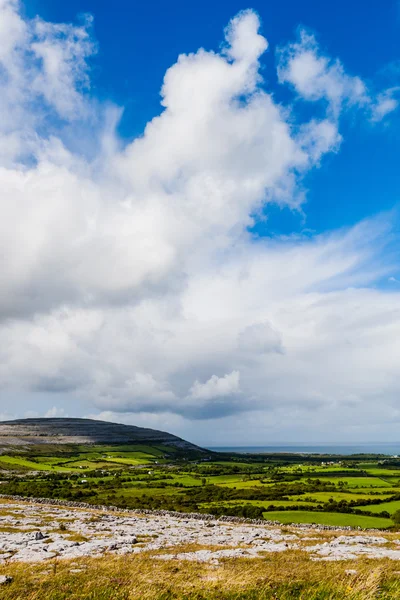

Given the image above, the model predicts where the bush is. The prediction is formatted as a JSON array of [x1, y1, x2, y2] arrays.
[[392, 509, 400, 525]]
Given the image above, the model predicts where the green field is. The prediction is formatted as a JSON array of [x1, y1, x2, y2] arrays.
[[0, 447, 166, 472], [300, 476, 392, 488], [206, 474, 253, 483], [290, 491, 393, 502], [100, 456, 151, 465], [0, 456, 73, 471], [263, 510, 392, 528], [218, 479, 267, 488], [2, 444, 400, 529], [200, 499, 316, 509], [363, 468, 400, 476], [357, 500, 400, 515]]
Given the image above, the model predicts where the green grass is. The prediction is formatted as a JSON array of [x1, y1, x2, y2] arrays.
[[102, 456, 151, 465], [99, 487, 180, 498], [206, 474, 252, 483], [219, 479, 266, 488], [291, 492, 394, 503], [75, 444, 167, 456], [345, 478, 393, 488], [211, 461, 265, 468], [357, 500, 400, 515], [200, 499, 316, 509], [262, 510, 392, 528], [32, 457, 75, 465], [3, 444, 400, 532], [300, 477, 392, 488], [62, 459, 116, 468], [363, 468, 400, 476], [154, 474, 202, 486], [0, 450, 163, 471], [0, 456, 72, 472], [352, 487, 400, 494], [285, 465, 357, 474]]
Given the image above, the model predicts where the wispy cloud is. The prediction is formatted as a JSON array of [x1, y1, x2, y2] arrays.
[[277, 28, 399, 123], [0, 2, 399, 443]]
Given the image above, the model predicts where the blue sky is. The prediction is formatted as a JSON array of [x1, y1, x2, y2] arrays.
[[24, 0, 400, 238], [1, 0, 400, 444]]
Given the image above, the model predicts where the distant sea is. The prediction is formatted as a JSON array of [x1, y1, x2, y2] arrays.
[[207, 444, 400, 456]]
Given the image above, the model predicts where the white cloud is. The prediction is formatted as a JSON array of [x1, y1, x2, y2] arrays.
[[188, 371, 241, 401], [30, 14, 95, 120], [277, 29, 400, 126], [45, 406, 67, 418], [297, 119, 342, 163], [277, 30, 367, 116], [0, 1, 95, 168], [85, 410, 187, 435], [223, 9, 268, 63], [93, 372, 177, 413], [0, 3, 399, 443], [0, 412, 14, 422], [371, 88, 400, 122], [238, 322, 283, 355]]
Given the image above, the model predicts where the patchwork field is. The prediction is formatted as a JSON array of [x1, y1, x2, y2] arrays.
[[1, 443, 400, 529], [262, 511, 393, 529], [358, 500, 400, 515]]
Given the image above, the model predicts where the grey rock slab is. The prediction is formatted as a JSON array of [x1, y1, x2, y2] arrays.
[[0, 500, 397, 563], [307, 541, 400, 561], [11, 548, 58, 562], [0, 553, 13, 561], [332, 535, 387, 546]]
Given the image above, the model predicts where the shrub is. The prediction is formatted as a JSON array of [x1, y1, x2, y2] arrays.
[[392, 509, 400, 525]]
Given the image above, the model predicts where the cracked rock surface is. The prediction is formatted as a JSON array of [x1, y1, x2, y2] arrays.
[[0, 501, 399, 563]]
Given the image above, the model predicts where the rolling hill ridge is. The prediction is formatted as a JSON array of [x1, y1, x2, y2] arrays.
[[0, 417, 203, 451]]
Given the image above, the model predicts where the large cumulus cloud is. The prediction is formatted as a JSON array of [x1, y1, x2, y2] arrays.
[[0, 1, 400, 443]]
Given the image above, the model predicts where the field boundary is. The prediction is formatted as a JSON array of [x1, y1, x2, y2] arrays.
[[0, 493, 388, 533]]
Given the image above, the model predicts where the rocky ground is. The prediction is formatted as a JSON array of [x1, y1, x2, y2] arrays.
[[1, 499, 400, 564], [0, 417, 200, 449]]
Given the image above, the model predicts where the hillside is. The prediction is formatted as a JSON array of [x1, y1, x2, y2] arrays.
[[0, 418, 202, 451]]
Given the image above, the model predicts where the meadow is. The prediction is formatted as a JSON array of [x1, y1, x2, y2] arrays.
[[3, 548, 400, 599], [2, 444, 400, 529], [260, 511, 392, 528]]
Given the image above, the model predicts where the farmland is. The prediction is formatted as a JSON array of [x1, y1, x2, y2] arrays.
[[2, 442, 400, 529], [260, 511, 392, 528]]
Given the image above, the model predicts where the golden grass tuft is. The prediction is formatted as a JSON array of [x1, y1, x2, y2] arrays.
[[1, 547, 400, 599]]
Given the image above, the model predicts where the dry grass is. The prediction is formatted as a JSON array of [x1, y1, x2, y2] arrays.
[[1, 548, 400, 599], [63, 532, 89, 543], [0, 509, 22, 518], [0, 526, 37, 534], [1, 499, 400, 598]]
